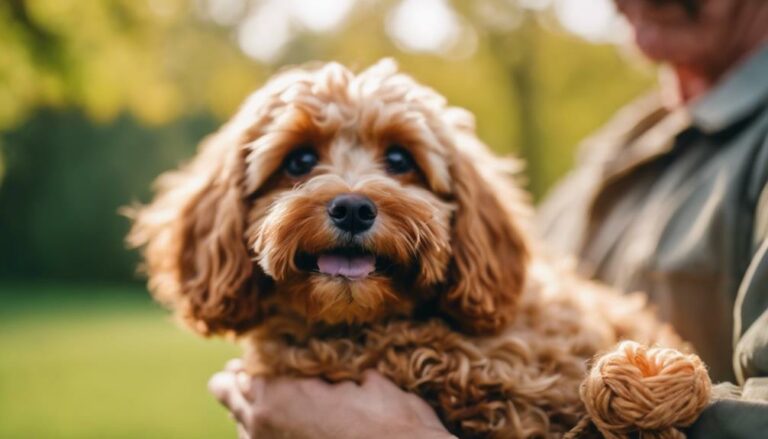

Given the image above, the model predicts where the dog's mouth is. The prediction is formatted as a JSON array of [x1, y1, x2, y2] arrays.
[[295, 247, 393, 281]]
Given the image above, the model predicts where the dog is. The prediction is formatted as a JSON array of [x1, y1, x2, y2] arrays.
[[128, 59, 681, 438]]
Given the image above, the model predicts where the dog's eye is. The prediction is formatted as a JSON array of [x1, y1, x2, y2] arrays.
[[283, 148, 318, 177], [384, 144, 415, 174]]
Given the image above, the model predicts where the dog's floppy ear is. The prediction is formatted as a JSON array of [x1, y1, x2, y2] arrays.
[[440, 115, 529, 335], [127, 131, 265, 336]]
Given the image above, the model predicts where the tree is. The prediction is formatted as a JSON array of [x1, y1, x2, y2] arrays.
[[0, 0, 653, 282]]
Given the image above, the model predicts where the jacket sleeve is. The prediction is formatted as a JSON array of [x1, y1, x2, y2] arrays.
[[686, 382, 768, 438], [733, 179, 768, 383], [687, 187, 768, 438]]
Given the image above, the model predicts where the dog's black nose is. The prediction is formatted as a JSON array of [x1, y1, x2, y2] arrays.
[[327, 194, 377, 234]]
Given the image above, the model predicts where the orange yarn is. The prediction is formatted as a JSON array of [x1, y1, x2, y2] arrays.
[[567, 341, 711, 439]]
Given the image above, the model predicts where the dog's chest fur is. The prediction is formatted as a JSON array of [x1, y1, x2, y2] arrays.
[[243, 265, 680, 438]]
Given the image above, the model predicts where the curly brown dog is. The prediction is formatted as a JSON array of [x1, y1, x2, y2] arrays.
[[128, 60, 684, 438]]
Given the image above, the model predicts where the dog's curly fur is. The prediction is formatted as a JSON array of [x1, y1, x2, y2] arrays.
[[128, 60, 680, 438]]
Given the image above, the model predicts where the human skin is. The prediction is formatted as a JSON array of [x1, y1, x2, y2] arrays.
[[209, 360, 456, 439], [210, 1, 768, 437], [615, 0, 768, 103]]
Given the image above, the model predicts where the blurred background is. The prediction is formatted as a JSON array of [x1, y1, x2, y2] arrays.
[[0, 0, 655, 437]]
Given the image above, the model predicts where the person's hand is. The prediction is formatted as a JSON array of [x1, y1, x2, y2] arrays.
[[208, 359, 455, 439]]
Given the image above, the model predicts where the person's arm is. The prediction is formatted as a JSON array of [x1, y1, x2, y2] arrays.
[[686, 381, 768, 438], [208, 360, 455, 439], [731, 180, 768, 385], [686, 200, 768, 438]]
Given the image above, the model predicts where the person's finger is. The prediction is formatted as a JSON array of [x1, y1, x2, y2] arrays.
[[236, 423, 252, 439], [406, 394, 445, 430], [361, 369, 387, 387], [361, 369, 399, 395], [243, 374, 267, 404], [359, 369, 398, 414], [360, 369, 445, 430], [333, 380, 359, 392], [225, 358, 245, 372], [236, 370, 254, 397], [208, 371, 255, 430], [208, 371, 235, 402], [291, 376, 332, 397]]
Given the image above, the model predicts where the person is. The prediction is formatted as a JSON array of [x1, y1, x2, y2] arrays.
[[210, 0, 768, 437]]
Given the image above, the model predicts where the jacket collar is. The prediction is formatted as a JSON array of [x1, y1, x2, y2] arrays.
[[691, 44, 768, 134]]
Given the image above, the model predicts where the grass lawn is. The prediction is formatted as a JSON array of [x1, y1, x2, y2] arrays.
[[0, 283, 240, 438]]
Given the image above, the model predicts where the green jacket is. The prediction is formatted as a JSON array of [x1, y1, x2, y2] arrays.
[[538, 45, 768, 437]]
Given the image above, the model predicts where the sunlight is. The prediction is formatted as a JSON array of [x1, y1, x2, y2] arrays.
[[235, 0, 355, 62], [519, 0, 552, 11], [386, 0, 461, 54], [227, 0, 630, 63], [554, 0, 627, 43], [237, 1, 292, 63], [287, 0, 355, 32], [203, 0, 246, 26]]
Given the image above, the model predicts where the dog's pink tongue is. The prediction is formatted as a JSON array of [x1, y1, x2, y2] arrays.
[[317, 254, 375, 280]]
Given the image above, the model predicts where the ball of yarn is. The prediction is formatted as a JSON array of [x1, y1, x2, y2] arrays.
[[579, 341, 712, 439]]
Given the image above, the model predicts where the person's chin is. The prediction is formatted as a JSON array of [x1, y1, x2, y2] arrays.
[[633, 25, 667, 58], [632, 28, 685, 64]]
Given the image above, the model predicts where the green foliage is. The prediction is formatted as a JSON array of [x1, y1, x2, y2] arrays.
[[0, 0, 267, 127], [0, 0, 654, 280], [0, 284, 239, 438], [0, 110, 218, 280]]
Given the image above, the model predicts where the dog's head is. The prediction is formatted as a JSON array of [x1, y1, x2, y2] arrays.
[[128, 60, 530, 336]]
